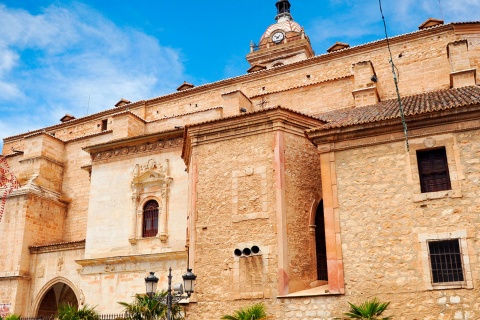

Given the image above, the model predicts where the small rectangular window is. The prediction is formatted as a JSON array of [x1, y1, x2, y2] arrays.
[[428, 239, 464, 284], [416, 147, 451, 193], [101, 119, 108, 131]]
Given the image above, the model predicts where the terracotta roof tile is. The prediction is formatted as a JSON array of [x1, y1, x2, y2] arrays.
[[315, 86, 480, 129]]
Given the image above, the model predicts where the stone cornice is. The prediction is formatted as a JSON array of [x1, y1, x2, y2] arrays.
[[76, 251, 187, 267], [246, 38, 314, 65], [83, 130, 184, 163], [8, 183, 69, 206], [29, 240, 86, 254], [19, 155, 64, 167], [307, 104, 480, 152], [0, 274, 31, 281], [182, 107, 325, 169]]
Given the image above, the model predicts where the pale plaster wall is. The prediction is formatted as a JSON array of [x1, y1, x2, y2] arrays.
[[85, 147, 188, 259]]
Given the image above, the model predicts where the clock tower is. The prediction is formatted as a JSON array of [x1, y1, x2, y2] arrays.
[[246, 0, 314, 71]]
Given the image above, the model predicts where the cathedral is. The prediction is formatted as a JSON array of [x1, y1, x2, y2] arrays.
[[1, 1, 480, 319]]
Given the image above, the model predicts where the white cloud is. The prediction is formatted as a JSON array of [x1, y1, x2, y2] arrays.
[[308, 0, 480, 52], [442, 0, 480, 21], [0, 3, 185, 152]]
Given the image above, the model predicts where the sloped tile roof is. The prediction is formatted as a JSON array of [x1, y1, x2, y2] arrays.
[[315, 86, 480, 130]]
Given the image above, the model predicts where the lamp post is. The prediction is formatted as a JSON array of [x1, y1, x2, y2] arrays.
[[144, 268, 197, 320]]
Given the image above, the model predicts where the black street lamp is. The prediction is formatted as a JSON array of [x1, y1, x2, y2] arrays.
[[145, 272, 159, 297], [182, 268, 197, 296], [144, 268, 197, 320]]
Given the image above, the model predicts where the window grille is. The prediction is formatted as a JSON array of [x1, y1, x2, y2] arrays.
[[417, 148, 451, 193], [143, 200, 159, 238], [428, 239, 464, 283]]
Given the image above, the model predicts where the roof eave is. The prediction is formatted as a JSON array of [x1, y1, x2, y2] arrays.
[[307, 102, 480, 148]]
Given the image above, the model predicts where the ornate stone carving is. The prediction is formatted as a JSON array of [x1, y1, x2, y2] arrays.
[[130, 159, 173, 243], [79, 290, 85, 306], [37, 265, 45, 278], [424, 137, 436, 148], [105, 264, 115, 272], [57, 256, 64, 272], [92, 138, 183, 162]]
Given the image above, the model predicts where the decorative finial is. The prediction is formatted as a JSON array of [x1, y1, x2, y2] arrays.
[[275, 0, 292, 22]]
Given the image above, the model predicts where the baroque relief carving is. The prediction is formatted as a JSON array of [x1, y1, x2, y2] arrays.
[[423, 137, 436, 148], [57, 256, 64, 272], [37, 265, 45, 278], [130, 159, 173, 243], [92, 138, 183, 162]]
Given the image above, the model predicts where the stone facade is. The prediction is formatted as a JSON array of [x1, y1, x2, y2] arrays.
[[1, 2, 480, 319]]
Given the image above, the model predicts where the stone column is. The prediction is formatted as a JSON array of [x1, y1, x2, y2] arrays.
[[319, 146, 345, 294], [274, 129, 289, 296]]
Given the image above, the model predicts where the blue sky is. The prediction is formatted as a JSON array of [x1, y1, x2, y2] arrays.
[[1, 0, 479, 151]]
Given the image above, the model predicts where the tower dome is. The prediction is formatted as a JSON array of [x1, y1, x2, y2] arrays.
[[246, 0, 314, 71], [258, 0, 303, 44], [260, 20, 302, 43]]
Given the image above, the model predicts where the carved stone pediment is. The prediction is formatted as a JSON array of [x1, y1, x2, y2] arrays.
[[133, 171, 169, 187], [132, 159, 172, 190]]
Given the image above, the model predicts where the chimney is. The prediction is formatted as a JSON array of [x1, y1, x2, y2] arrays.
[[115, 98, 131, 108], [327, 42, 350, 53], [60, 114, 76, 123], [177, 81, 195, 91], [418, 18, 444, 30]]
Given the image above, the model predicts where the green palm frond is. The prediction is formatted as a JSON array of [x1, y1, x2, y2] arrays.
[[344, 298, 391, 320], [57, 303, 99, 320], [221, 303, 270, 320], [118, 291, 184, 320]]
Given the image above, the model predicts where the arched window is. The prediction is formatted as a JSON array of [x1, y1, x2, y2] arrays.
[[143, 200, 159, 238], [315, 200, 328, 281]]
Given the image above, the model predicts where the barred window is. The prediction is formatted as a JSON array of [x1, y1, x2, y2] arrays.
[[428, 239, 464, 284], [417, 148, 451, 193], [142, 200, 159, 238]]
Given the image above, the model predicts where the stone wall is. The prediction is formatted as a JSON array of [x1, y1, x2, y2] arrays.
[[188, 132, 278, 318], [28, 247, 187, 315], [61, 135, 111, 242], [331, 130, 480, 319], [185, 126, 480, 319], [284, 133, 322, 292]]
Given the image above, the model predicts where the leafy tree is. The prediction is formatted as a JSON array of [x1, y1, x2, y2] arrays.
[[2, 315, 21, 320], [57, 304, 100, 320], [118, 291, 184, 320], [344, 298, 392, 320], [221, 303, 270, 320]]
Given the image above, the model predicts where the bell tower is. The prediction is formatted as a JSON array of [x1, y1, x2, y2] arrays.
[[246, 0, 314, 72]]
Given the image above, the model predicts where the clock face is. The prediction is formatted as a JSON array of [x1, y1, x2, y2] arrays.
[[272, 32, 285, 44]]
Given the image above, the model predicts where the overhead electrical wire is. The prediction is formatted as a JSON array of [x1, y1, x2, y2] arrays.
[[438, 0, 445, 22], [378, 0, 410, 151]]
